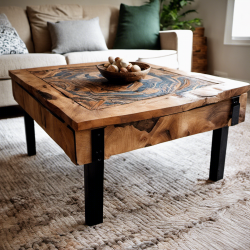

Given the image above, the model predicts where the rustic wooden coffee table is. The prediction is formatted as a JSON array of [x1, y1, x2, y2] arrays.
[[9, 62, 250, 226]]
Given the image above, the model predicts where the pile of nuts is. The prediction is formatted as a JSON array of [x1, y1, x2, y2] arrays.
[[104, 56, 141, 73]]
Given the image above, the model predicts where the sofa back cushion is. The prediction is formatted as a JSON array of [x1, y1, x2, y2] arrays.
[[26, 4, 119, 53], [82, 5, 119, 50], [0, 6, 34, 53], [27, 5, 83, 53]]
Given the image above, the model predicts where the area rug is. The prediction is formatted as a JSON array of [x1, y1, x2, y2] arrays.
[[0, 98, 250, 250]]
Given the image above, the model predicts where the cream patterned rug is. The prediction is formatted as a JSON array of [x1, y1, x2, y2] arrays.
[[1, 98, 250, 250]]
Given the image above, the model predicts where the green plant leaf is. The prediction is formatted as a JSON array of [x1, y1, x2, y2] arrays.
[[169, 9, 178, 20], [172, 24, 181, 29], [180, 0, 187, 7], [160, 0, 202, 30], [180, 9, 197, 17]]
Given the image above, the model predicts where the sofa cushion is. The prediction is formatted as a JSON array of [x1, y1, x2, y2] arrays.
[[27, 5, 84, 53], [0, 79, 17, 107], [64, 49, 178, 69], [26, 4, 122, 51], [0, 6, 34, 53], [64, 50, 138, 65], [137, 50, 179, 69], [113, 0, 160, 50], [0, 54, 67, 79], [47, 17, 108, 54], [81, 5, 119, 49]]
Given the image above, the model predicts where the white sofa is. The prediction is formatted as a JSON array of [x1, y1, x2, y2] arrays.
[[0, 4, 193, 107]]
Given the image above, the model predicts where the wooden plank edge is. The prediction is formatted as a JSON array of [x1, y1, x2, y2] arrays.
[[12, 80, 77, 164], [75, 93, 247, 165], [9, 67, 250, 132]]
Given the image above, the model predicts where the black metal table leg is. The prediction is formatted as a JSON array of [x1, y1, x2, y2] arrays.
[[209, 126, 229, 181], [84, 128, 104, 226], [209, 96, 240, 181], [24, 111, 36, 156]]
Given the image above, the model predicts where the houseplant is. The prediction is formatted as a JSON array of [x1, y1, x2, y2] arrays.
[[159, 0, 201, 30], [157, 0, 206, 73], [148, 0, 202, 31], [147, 0, 206, 73]]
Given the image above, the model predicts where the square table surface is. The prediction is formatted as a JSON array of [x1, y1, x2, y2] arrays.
[[9, 62, 250, 131]]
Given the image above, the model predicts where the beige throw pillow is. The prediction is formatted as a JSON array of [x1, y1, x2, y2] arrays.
[[26, 5, 84, 53]]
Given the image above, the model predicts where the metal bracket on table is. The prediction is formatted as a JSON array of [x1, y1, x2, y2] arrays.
[[91, 128, 104, 162], [231, 96, 240, 126]]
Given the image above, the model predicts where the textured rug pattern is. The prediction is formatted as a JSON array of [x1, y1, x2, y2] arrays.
[[0, 99, 250, 250]]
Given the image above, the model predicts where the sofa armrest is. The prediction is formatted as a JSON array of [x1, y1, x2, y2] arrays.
[[159, 30, 193, 72]]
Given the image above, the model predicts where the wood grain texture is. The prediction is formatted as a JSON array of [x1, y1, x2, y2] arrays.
[[75, 129, 91, 165], [192, 27, 207, 74], [75, 93, 248, 165], [12, 81, 77, 164], [104, 94, 247, 160], [28, 65, 213, 110], [232, 92, 247, 125], [193, 27, 205, 37], [9, 62, 250, 131]]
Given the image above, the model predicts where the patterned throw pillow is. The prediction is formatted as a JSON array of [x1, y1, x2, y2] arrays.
[[0, 13, 12, 27], [0, 26, 28, 55], [0, 13, 28, 55]]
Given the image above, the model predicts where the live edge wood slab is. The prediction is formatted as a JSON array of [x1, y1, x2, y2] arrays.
[[9, 62, 250, 225]]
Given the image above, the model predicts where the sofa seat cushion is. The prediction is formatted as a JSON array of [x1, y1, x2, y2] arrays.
[[136, 50, 179, 69], [65, 50, 138, 65], [0, 53, 67, 79], [0, 79, 17, 107], [64, 49, 178, 69]]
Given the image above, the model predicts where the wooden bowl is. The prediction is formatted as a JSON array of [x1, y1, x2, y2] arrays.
[[96, 62, 151, 83]]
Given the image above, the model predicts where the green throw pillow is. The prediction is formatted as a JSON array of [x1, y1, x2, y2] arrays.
[[113, 0, 160, 50]]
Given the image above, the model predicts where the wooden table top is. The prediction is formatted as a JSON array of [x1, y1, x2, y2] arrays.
[[9, 62, 250, 131]]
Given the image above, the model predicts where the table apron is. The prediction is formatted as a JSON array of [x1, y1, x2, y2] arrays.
[[75, 93, 247, 165]]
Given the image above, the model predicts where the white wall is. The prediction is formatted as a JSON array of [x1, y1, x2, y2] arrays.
[[162, 0, 249, 82], [190, 0, 250, 82]]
